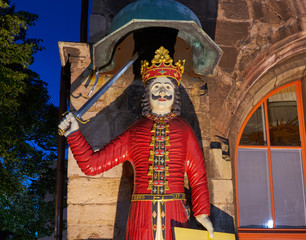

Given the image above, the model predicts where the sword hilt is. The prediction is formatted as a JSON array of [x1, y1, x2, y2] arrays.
[[58, 112, 90, 136], [58, 128, 66, 136]]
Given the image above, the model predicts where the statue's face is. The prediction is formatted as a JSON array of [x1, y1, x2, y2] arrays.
[[149, 77, 175, 116]]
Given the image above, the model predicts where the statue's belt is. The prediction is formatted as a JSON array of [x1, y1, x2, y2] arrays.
[[131, 193, 185, 202]]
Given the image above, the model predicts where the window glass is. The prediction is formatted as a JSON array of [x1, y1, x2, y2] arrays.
[[237, 82, 306, 232], [240, 104, 265, 146], [271, 149, 306, 228], [237, 148, 272, 227], [267, 86, 301, 146]]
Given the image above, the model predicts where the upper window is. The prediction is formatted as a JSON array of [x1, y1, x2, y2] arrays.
[[240, 85, 301, 147], [236, 81, 306, 236]]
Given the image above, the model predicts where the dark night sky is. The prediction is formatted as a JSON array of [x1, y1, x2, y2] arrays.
[[12, 0, 90, 106]]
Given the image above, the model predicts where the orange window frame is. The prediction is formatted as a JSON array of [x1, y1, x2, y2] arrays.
[[235, 81, 306, 239]]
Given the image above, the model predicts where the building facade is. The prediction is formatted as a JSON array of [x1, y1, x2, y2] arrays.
[[59, 0, 306, 239]]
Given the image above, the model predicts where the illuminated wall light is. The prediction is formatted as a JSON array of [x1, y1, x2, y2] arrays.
[[267, 219, 274, 228]]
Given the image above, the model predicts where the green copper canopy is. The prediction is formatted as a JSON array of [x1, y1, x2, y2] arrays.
[[93, 0, 222, 76], [109, 0, 202, 33]]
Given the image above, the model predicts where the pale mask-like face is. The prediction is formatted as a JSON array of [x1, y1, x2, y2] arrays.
[[149, 77, 175, 116]]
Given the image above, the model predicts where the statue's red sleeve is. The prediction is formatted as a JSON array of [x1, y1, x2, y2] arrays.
[[67, 130, 130, 176], [184, 123, 210, 216]]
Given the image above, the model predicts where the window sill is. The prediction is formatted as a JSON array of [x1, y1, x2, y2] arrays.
[[238, 228, 306, 240]]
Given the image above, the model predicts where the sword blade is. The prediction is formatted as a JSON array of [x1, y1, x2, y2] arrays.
[[75, 52, 139, 119]]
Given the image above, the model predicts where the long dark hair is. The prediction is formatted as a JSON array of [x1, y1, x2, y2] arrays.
[[141, 77, 181, 116]]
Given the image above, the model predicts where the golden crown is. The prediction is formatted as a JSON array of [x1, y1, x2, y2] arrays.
[[140, 46, 185, 85]]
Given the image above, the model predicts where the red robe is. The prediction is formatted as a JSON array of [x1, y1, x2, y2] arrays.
[[67, 115, 210, 240]]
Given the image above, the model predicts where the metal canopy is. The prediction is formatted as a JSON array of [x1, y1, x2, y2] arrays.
[[109, 0, 203, 32], [92, 0, 222, 76]]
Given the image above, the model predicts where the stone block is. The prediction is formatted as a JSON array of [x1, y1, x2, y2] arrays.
[[300, 17, 306, 31], [112, 68, 135, 88], [220, 1, 250, 20], [68, 177, 132, 205], [218, 46, 239, 73], [239, 53, 255, 72], [197, 113, 210, 137], [231, 92, 255, 131], [210, 90, 235, 135], [275, 69, 303, 89], [208, 179, 233, 205], [179, 89, 197, 115], [274, 56, 306, 88], [68, 223, 114, 240], [202, 140, 211, 149], [207, 76, 232, 115], [269, 21, 299, 44], [87, 86, 127, 111], [68, 203, 117, 225], [252, 76, 276, 105], [68, 202, 130, 240], [252, 1, 292, 24], [58, 42, 90, 67], [215, 21, 250, 46], [183, 86, 210, 114], [69, 57, 91, 69], [207, 149, 232, 180], [101, 164, 125, 178], [181, 74, 206, 89]]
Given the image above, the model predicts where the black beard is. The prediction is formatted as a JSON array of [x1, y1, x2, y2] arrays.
[[151, 94, 173, 100]]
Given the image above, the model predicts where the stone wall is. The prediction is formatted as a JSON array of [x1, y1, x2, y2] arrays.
[[62, 0, 306, 239]]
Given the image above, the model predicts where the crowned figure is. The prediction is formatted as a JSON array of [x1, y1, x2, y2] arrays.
[[59, 46, 214, 240]]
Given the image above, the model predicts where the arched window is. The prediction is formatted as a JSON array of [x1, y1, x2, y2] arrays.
[[235, 81, 306, 239]]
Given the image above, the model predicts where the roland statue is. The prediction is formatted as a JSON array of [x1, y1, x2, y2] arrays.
[[59, 46, 214, 240]]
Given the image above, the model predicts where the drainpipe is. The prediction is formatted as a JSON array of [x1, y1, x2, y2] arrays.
[[81, 0, 89, 43], [54, 61, 70, 240], [54, 1, 89, 239]]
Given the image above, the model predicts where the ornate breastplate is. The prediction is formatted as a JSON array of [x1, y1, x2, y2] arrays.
[[146, 112, 176, 194], [146, 113, 176, 240]]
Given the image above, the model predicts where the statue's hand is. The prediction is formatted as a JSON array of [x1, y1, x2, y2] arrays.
[[58, 112, 79, 137], [196, 214, 214, 239]]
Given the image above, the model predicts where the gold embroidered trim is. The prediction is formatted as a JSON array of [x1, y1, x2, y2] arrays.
[[150, 136, 155, 146], [148, 165, 153, 176], [148, 179, 153, 190], [151, 123, 157, 133], [149, 150, 154, 161], [165, 151, 169, 161]]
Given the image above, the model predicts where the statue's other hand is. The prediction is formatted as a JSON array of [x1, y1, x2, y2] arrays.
[[196, 214, 214, 239], [58, 112, 79, 137]]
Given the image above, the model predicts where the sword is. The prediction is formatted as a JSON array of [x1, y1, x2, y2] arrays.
[[58, 52, 139, 136]]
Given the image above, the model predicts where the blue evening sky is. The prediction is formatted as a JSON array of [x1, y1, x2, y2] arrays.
[[12, 0, 91, 106]]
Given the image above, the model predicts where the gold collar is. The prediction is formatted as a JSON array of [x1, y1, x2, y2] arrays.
[[146, 112, 176, 123]]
